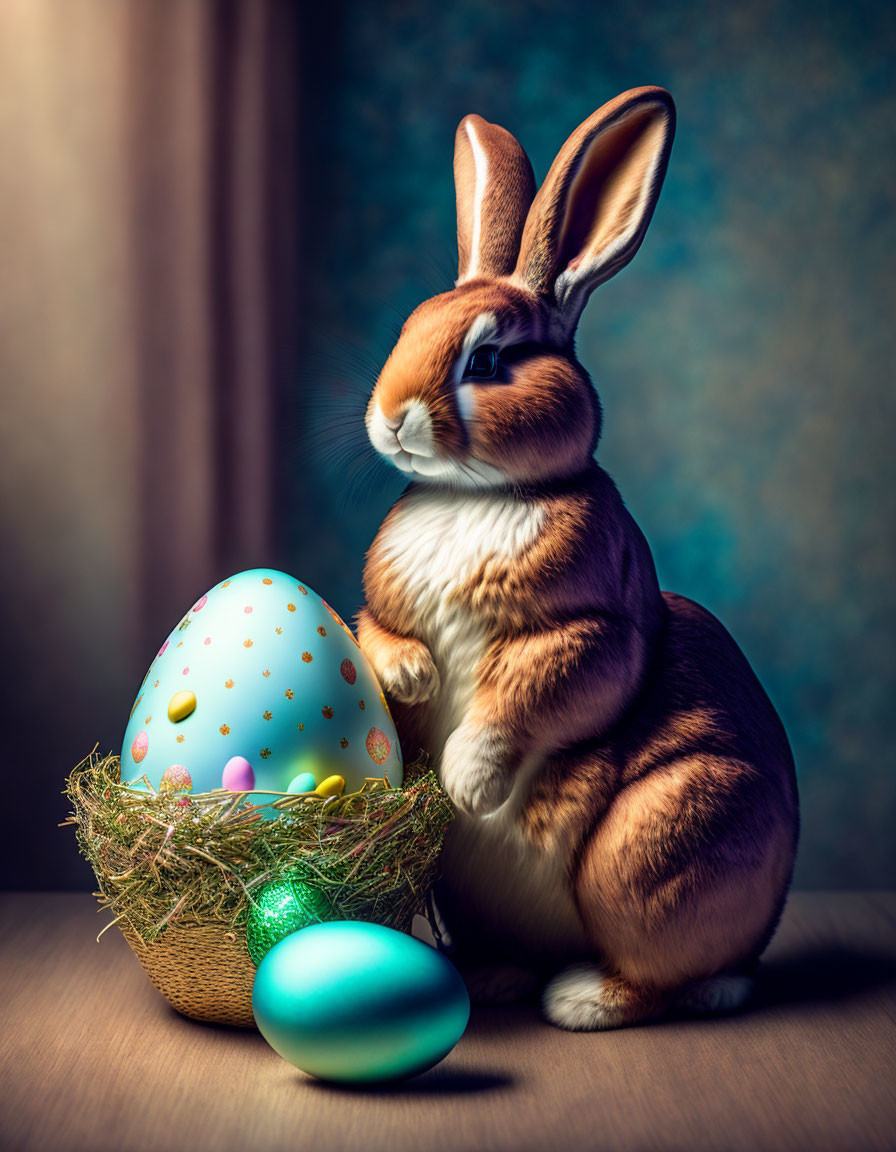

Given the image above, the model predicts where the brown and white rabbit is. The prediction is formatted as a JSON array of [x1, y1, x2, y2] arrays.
[[356, 87, 799, 1030]]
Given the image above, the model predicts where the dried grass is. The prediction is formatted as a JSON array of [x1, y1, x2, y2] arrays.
[[63, 748, 454, 944]]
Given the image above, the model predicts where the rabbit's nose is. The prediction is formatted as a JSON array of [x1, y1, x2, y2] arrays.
[[383, 412, 405, 432]]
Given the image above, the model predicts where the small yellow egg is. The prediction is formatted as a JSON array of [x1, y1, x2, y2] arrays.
[[315, 775, 345, 798], [168, 690, 197, 723]]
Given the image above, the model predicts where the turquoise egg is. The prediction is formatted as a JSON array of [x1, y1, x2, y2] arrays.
[[120, 569, 402, 807], [252, 922, 470, 1083], [287, 772, 317, 794]]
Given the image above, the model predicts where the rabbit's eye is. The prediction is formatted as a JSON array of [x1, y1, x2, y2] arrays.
[[465, 346, 499, 380]]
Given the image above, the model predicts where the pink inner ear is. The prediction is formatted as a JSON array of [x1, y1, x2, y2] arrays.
[[567, 255, 585, 271]]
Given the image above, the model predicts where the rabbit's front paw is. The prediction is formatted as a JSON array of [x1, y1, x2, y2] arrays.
[[381, 643, 440, 705], [441, 723, 512, 816]]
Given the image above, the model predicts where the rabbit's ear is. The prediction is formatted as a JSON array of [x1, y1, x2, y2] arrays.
[[455, 114, 536, 283], [515, 87, 675, 335]]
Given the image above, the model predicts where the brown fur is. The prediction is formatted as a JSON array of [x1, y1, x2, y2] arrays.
[[356, 88, 799, 1027], [455, 115, 535, 281]]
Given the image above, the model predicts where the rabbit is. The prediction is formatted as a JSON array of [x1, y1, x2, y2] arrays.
[[355, 86, 799, 1030]]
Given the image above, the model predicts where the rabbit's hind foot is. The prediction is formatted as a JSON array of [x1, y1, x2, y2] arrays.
[[460, 963, 542, 1005], [541, 964, 662, 1031], [671, 972, 754, 1016]]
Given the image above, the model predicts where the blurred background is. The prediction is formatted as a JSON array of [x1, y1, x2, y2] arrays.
[[1, 0, 893, 890]]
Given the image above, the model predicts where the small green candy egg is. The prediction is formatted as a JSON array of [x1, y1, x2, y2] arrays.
[[246, 876, 333, 965]]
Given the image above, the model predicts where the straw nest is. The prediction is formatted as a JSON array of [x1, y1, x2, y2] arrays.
[[63, 749, 454, 1026]]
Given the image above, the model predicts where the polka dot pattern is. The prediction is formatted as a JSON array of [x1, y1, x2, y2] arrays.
[[120, 569, 402, 810]]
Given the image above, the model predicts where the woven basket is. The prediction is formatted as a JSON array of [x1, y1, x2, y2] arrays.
[[66, 751, 452, 1029], [121, 919, 259, 1027], [119, 908, 419, 1028]]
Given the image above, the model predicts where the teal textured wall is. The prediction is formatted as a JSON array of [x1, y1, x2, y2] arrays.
[[290, 0, 896, 887]]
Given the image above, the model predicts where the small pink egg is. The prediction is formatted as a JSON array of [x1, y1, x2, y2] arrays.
[[222, 756, 255, 791], [131, 730, 149, 763]]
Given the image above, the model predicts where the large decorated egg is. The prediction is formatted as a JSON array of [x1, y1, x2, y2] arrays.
[[121, 569, 402, 803], [252, 922, 470, 1082]]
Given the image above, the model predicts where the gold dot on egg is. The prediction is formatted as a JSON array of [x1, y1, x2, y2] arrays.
[[144, 716, 151, 725], [287, 603, 296, 612], [275, 627, 283, 635], [285, 689, 294, 700], [297, 723, 304, 731], [297, 584, 308, 595], [129, 694, 143, 719], [263, 710, 273, 721], [262, 669, 271, 678], [317, 626, 327, 637], [225, 679, 234, 689], [263, 578, 273, 585], [154, 680, 159, 687], [302, 652, 312, 663], [220, 724, 230, 735], [340, 737, 348, 748], [176, 735, 185, 743], [221, 580, 231, 588], [359, 700, 365, 709], [322, 706, 334, 719], [260, 748, 271, 759], [243, 639, 253, 648], [176, 641, 183, 648]]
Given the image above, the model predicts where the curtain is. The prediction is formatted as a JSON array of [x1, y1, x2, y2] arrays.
[[0, 0, 300, 886]]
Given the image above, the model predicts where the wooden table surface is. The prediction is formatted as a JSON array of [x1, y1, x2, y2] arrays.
[[1, 892, 894, 1152]]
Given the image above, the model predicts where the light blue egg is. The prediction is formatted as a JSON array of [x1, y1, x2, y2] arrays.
[[252, 921, 470, 1083], [287, 772, 317, 794], [120, 569, 402, 808]]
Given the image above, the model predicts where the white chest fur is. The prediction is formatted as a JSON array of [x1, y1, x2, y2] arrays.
[[378, 486, 545, 755]]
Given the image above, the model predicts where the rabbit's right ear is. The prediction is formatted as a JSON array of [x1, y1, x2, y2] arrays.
[[515, 87, 675, 339], [454, 115, 536, 283]]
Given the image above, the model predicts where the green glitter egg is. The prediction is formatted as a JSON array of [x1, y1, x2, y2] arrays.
[[246, 875, 334, 965]]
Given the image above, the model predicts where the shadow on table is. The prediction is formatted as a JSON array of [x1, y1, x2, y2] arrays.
[[459, 942, 896, 1033], [301, 1067, 513, 1097], [165, 1004, 516, 1095], [752, 944, 896, 1010]]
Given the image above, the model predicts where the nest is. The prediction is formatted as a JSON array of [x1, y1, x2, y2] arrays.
[[64, 749, 454, 1027]]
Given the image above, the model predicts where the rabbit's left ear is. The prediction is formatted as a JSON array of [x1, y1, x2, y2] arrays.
[[515, 87, 675, 336], [455, 115, 536, 283]]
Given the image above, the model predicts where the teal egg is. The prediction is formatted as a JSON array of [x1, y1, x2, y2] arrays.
[[287, 772, 317, 794], [252, 922, 470, 1083], [120, 569, 402, 808]]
